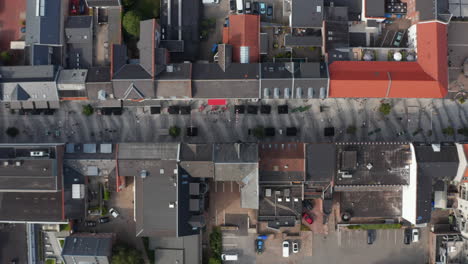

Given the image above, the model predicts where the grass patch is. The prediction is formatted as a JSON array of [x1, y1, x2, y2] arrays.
[[45, 259, 56, 264], [60, 223, 71, 231], [347, 224, 402, 230], [59, 239, 65, 248], [136, 0, 160, 19], [142, 237, 155, 264], [301, 224, 310, 231]]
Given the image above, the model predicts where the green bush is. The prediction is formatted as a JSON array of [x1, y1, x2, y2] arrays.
[[346, 126, 357, 135], [112, 245, 143, 264], [252, 126, 265, 139], [0, 51, 11, 64], [210, 227, 222, 258], [60, 224, 71, 231], [443, 126, 455, 136], [458, 127, 468, 137], [347, 224, 402, 230], [169, 126, 181, 137], [459, 97, 466, 104], [59, 239, 65, 248], [122, 0, 136, 7], [82, 104, 94, 116], [103, 189, 111, 201], [5, 127, 19, 138], [123, 10, 142, 37], [209, 257, 222, 264], [378, 103, 392, 115]]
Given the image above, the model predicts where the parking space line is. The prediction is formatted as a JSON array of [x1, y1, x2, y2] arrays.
[[222, 182, 225, 192], [230, 181, 233, 192], [223, 243, 238, 247]]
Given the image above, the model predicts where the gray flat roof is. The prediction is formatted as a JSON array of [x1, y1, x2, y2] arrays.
[[133, 160, 178, 237], [306, 143, 335, 182], [180, 144, 213, 161], [150, 235, 201, 264], [26, 0, 62, 45], [213, 143, 258, 163], [58, 70, 88, 84], [414, 144, 459, 181], [0, 65, 57, 82], [335, 143, 412, 186], [85, 0, 121, 7], [0, 191, 63, 222], [118, 143, 179, 160], [285, 35, 322, 47], [62, 234, 113, 256], [291, 0, 323, 28], [365, 0, 385, 17]]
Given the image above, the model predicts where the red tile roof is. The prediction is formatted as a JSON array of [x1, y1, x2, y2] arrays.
[[222, 15, 260, 63], [329, 22, 448, 98]]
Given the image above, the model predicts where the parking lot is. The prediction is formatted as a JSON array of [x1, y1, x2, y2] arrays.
[[303, 227, 429, 264], [0, 98, 467, 144]]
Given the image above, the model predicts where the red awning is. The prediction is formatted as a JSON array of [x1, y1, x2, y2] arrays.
[[208, 99, 227, 105]]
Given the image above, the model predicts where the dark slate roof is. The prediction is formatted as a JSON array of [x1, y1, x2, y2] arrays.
[[213, 143, 258, 163], [291, 0, 323, 28], [284, 35, 322, 47], [325, 6, 348, 21], [111, 44, 127, 76], [65, 16, 93, 29], [365, 0, 385, 17], [62, 234, 113, 257], [86, 67, 111, 83], [416, 0, 437, 21], [26, 0, 62, 45], [325, 21, 349, 51], [192, 63, 259, 80], [325, 0, 361, 21], [261, 62, 294, 79], [113, 64, 151, 80], [414, 144, 460, 181], [11, 85, 31, 101], [0, 65, 57, 82], [112, 79, 154, 99], [260, 33, 268, 54], [85, 0, 121, 7], [65, 17, 93, 68], [31, 45, 51, 65], [306, 144, 335, 182]]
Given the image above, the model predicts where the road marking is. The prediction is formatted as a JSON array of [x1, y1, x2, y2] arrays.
[[337, 230, 341, 247], [394, 230, 397, 245], [223, 243, 238, 247]]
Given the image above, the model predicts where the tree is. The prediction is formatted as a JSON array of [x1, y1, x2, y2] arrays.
[[123, 11, 142, 38], [0, 51, 11, 64], [121, 0, 136, 8], [209, 227, 222, 258], [252, 126, 265, 139], [82, 104, 94, 116], [346, 125, 357, 135], [5, 127, 19, 138], [112, 245, 143, 264], [208, 257, 222, 264], [442, 126, 455, 136], [378, 103, 392, 115], [458, 127, 468, 137], [169, 126, 181, 137]]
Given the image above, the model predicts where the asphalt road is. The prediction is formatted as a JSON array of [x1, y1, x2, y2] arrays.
[[0, 98, 467, 144]]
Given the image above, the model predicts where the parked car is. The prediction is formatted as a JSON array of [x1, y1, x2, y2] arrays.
[[224, 17, 229, 27], [302, 212, 313, 224], [70, 0, 79, 14], [393, 31, 404, 47], [282, 241, 290, 257], [255, 239, 265, 253], [252, 2, 259, 14], [259, 2, 266, 14], [404, 229, 411, 244], [412, 228, 419, 242], [85, 221, 96, 227], [267, 5, 273, 16], [245, 1, 252, 14], [367, 230, 376, 245], [99, 217, 110, 223], [292, 241, 299, 253], [230, 0, 236, 11], [221, 254, 238, 261], [109, 208, 120, 218]]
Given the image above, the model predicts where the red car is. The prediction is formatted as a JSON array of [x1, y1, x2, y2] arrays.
[[302, 213, 313, 224], [70, 0, 79, 14]]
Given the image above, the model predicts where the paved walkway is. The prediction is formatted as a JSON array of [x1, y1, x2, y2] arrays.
[[0, 98, 467, 144]]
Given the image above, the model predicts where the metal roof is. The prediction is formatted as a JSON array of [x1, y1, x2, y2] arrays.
[[25, 0, 62, 45]]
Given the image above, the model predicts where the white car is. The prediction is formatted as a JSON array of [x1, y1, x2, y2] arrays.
[[282, 241, 290, 257], [109, 208, 120, 218], [412, 229, 419, 242], [292, 241, 299, 253]]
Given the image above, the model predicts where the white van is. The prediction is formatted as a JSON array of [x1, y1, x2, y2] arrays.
[[236, 0, 244, 13], [282, 241, 290, 257], [221, 254, 238, 261]]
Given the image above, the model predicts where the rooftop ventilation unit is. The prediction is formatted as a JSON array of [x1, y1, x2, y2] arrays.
[[15, 161, 22, 167], [140, 170, 148, 179], [240, 46, 250, 64], [169, 202, 177, 208]]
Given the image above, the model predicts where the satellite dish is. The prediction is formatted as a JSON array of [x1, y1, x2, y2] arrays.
[[394, 52, 402, 61]]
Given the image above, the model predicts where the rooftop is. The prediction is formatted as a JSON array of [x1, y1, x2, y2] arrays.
[[306, 143, 335, 182], [26, 0, 62, 45], [213, 143, 258, 163], [414, 144, 460, 181], [335, 143, 412, 186], [340, 191, 402, 218], [222, 15, 260, 63], [62, 233, 113, 257], [259, 143, 305, 182], [85, 0, 121, 7], [365, 0, 385, 18], [290, 0, 324, 28], [118, 143, 179, 161]]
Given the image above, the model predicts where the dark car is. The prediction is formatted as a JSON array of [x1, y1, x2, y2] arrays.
[[267, 5, 273, 16], [404, 228, 412, 244], [85, 221, 96, 227], [230, 0, 236, 11], [252, 2, 259, 14], [99, 217, 110, 224], [367, 230, 376, 244]]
